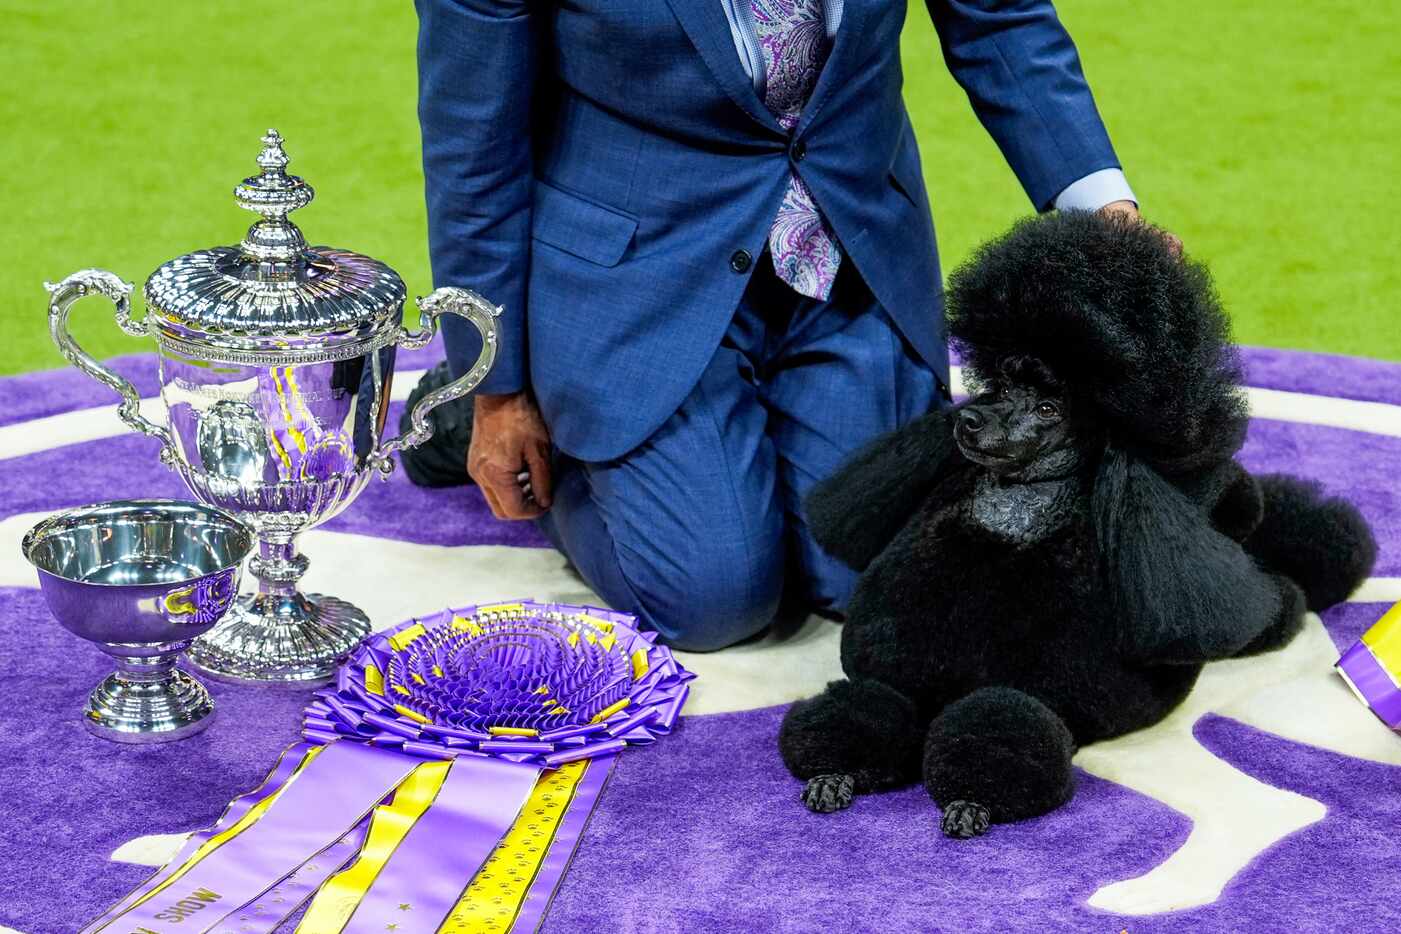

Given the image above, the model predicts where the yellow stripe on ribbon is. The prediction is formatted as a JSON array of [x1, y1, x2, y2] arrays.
[[590, 698, 630, 724], [477, 602, 526, 616], [394, 704, 431, 725], [437, 760, 589, 933], [631, 649, 650, 681], [297, 760, 452, 934], [452, 615, 484, 636], [489, 726, 539, 738], [93, 744, 326, 927], [389, 623, 428, 652], [364, 662, 385, 696], [578, 614, 615, 633], [1362, 600, 1401, 674]]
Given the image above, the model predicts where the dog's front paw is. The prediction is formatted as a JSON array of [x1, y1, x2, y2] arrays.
[[801, 773, 855, 813], [941, 800, 991, 839]]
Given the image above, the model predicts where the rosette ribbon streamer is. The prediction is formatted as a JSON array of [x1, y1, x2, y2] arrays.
[[84, 601, 694, 934], [1337, 599, 1401, 729]]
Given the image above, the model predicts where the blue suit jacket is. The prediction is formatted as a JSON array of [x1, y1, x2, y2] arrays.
[[416, 0, 1121, 462]]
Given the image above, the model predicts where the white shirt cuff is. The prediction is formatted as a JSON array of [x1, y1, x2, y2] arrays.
[[1053, 168, 1137, 213]]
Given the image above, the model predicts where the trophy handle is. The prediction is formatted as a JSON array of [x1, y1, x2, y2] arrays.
[[44, 269, 177, 467], [370, 286, 502, 475]]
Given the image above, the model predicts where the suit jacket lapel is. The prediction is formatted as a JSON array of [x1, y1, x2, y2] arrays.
[[797, 0, 871, 136], [663, 0, 784, 136]]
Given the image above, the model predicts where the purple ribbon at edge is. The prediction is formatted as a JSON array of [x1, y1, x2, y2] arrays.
[[1337, 641, 1401, 728]]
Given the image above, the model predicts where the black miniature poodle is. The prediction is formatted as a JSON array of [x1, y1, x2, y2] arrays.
[[778, 211, 1376, 838]]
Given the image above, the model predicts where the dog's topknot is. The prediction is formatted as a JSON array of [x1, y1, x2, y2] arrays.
[[946, 211, 1247, 474]]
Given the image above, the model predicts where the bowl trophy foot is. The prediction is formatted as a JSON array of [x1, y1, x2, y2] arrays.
[[187, 590, 371, 686], [86, 652, 216, 743]]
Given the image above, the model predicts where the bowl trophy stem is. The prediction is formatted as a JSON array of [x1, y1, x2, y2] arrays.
[[87, 651, 215, 743], [186, 532, 370, 686]]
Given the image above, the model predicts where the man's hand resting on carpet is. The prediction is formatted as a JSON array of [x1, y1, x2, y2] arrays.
[[1098, 200, 1183, 256], [468, 392, 554, 519]]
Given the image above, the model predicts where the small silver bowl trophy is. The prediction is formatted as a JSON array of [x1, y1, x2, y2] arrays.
[[33, 130, 500, 739], [24, 501, 253, 742]]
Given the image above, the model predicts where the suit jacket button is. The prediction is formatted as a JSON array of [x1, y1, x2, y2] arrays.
[[730, 249, 752, 273], [791, 139, 806, 162]]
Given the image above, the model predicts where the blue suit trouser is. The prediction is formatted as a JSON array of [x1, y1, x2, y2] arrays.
[[534, 259, 940, 651]]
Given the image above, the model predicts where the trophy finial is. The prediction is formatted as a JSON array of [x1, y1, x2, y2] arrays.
[[255, 128, 290, 174], [235, 128, 314, 262]]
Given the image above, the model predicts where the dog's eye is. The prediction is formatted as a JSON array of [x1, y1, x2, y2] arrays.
[[1035, 401, 1061, 420]]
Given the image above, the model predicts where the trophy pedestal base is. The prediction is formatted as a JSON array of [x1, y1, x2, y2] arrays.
[[186, 591, 371, 686], [85, 665, 215, 744]]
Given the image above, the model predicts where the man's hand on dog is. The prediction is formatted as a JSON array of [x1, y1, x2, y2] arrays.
[[468, 391, 554, 520], [1098, 199, 1184, 256]]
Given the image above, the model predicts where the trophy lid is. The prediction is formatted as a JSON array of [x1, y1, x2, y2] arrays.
[[142, 130, 407, 365]]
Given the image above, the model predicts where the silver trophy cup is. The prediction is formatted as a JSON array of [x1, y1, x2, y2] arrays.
[[23, 500, 254, 742], [46, 130, 500, 685]]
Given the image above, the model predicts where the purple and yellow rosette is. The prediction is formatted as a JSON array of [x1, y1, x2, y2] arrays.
[[84, 601, 694, 934], [301, 600, 692, 766], [1337, 600, 1401, 730]]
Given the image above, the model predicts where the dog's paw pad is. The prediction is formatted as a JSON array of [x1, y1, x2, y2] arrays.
[[802, 773, 855, 813], [941, 800, 991, 838]]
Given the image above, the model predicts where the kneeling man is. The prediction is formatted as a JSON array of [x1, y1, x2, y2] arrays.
[[410, 0, 1153, 650]]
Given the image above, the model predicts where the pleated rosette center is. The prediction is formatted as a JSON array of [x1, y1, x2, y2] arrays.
[[302, 601, 694, 767]]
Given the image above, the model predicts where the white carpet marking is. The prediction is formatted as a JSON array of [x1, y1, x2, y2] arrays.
[[1348, 576, 1401, 602], [109, 832, 190, 867], [5, 367, 1401, 463], [0, 510, 842, 719], [1, 367, 1398, 914], [1077, 612, 1401, 913]]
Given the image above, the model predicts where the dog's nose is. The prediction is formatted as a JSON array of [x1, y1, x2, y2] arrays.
[[958, 408, 985, 433]]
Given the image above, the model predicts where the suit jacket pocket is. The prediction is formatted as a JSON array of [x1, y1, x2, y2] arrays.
[[532, 181, 640, 268]]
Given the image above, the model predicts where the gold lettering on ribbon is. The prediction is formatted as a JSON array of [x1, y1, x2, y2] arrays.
[[150, 887, 221, 923], [88, 744, 326, 933], [437, 759, 590, 933]]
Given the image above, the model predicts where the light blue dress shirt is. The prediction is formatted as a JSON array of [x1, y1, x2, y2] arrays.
[[720, 0, 1136, 212]]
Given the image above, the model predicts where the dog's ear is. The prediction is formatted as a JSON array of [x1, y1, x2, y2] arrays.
[[1092, 446, 1282, 663], [805, 408, 968, 572]]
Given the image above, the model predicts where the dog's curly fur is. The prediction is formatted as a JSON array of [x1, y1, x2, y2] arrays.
[[778, 211, 1377, 835]]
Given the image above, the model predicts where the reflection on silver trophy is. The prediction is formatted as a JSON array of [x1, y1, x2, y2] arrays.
[[45, 130, 500, 685], [23, 500, 254, 742]]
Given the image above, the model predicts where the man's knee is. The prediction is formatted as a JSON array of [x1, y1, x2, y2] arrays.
[[623, 553, 784, 652]]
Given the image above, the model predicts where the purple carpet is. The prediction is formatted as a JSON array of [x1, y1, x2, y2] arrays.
[[1, 344, 1398, 933]]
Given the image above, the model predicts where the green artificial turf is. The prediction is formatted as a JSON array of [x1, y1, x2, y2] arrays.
[[3, 1, 1397, 378]]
